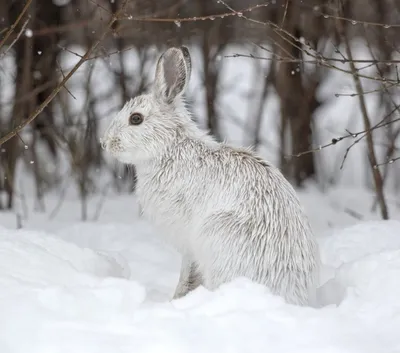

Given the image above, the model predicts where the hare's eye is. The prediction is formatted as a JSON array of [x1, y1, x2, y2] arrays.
[[129, 113, 143, 125]]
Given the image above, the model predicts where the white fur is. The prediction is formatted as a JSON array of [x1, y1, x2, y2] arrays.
[[102, 47, 320, 306]]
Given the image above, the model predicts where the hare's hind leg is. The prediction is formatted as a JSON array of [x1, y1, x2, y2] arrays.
[[172, 255, 202, 299]]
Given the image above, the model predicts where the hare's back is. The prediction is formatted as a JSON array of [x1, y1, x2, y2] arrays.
[[177, 142, 303, 214], [204, 146, 298, 197]]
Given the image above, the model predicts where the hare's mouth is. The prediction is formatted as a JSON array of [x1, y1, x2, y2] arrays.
[[100, 137, 125, 155]]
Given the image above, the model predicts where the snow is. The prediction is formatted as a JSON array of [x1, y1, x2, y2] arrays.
[[24, 29, 33, 38], [52, 0, 71, 6], [0, 188, 400, 353]]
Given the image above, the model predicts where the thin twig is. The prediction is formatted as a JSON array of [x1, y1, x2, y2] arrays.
[[281, 0, 290, 27], [306, 5, 400, 28], [119, 3, 270, 23], [225, 53, 400, 65], [55, 59, 77, 100], [374, 155, 400, 167]]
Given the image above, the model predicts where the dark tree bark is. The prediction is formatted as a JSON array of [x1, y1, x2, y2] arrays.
[[31, 1, 62, 158], [1, 1, 34, 209], [274, 0, 319, 187], [196, 0, 230, 141]]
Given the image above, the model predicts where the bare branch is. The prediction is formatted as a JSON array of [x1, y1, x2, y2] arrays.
[[374, 156, 400, 168], [0, 18, 30, 58]]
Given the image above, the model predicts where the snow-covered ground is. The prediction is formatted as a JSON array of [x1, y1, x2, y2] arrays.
[[0, 186, 399, 353]]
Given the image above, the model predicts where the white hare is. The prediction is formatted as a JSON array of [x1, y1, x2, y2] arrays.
[[102, 46, 319, 306]]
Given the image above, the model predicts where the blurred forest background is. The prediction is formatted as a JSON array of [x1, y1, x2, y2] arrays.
[[0, 0, 399, 221]]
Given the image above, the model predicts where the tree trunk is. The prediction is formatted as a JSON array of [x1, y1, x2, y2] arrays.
[[1, 0, 62, 209], [274, 0, 316, 187]]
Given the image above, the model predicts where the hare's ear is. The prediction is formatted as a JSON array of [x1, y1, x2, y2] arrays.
[[153, 46, 191, 104]]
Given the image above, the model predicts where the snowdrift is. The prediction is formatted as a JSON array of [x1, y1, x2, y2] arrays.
[[0, 220, 399, 353]]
